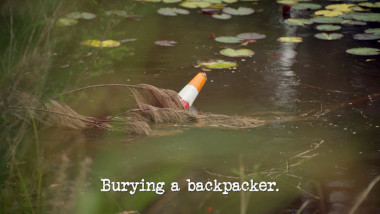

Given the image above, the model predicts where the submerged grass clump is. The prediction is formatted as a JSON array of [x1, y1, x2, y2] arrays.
[[10, 83, 264, 135]]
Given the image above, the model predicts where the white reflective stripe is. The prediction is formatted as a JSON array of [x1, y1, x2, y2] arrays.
[[178, 85, 199, 106]]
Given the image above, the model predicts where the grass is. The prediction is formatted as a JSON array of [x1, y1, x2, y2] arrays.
[[0, 0, 63, 212]]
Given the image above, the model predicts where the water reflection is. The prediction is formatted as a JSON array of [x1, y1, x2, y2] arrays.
[[267, 21, 299, 109]]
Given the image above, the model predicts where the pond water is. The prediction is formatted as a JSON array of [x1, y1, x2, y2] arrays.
[[13, 0, 380, 213]]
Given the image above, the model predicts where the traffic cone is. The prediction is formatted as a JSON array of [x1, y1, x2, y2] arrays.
[[178, 72, 207, 109]]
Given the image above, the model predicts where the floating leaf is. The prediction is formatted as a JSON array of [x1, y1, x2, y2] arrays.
[[66, 12, 96, 20], [341, 20, 367, 25], [196, 59, 237, 69], [81, 40, 120, 48], [223, 0, 238, 3], [365, 28, 380, 35], [292, 3, 322, 10], [154, 40, 177, 46], [157, 7, 190, 16], [353, 33, 380, 40], [105, 10, 128, 17], [346, 47, 380, 56], [101, 40, 122, 47], [325, 3, 355, 12], [311, 16, 344, 23], [56, 18, 78, 26], [316, 24, 341, 31], [215, 36, 243, 43], [314, 33, 343, 40], [314, 10, 343, 17], [220, 48, 254, 57], [205, 0, 222, 3], [236, 32, 266, 40], [284, 18, 313, 26], [163, 0, 182, 3], [222, 7, 254, 15], [180, 1, 211, 8], [212, 13, 232, 19], [358, 2, 380, 8], [349, 12, 380, 22], [277, 0, 298, 4], [277, 37, 303, 43]]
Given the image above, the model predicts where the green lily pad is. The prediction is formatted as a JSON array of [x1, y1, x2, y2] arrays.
[[56, 18, 78, 26], [353, 33, 380, 40], [311, 16, 344, 23], [236, 32, 266, 40], [163, 0, 182, 3], [314, 33, 343, 40], [277, 37, 303, 43], [196, 59, 237, 69], [105, 10, 128, 17], [220, 48, 254, 57], [66, 12, 96, 20], [222, 7, 254, 15], [365, 28, 380, 35], [212, 13, 232, 20], [292, 3, 322, 10], [205, 0, 222, 3], [358, 2, 380, 8], [157, 7, 190, 16], [346, 47, 380, 56], [215, 36, 243, 43], [341, 20, 367, 25], [180, 1, 211, 8], [284, 18, 313, 26], [315, 24, 341, 31], [351, 12, 380, 22]]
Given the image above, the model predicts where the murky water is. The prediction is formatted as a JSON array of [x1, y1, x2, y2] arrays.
[[13, 0, 380, 213]]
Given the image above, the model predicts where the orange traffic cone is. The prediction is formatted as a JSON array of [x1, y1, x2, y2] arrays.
[[178, 72, 207, 109]]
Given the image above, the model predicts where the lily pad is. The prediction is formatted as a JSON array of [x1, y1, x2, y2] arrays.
[[277, 37, 303, 43], [163, 0, 182, 3], [346, 47, 380, 56], [81, 40, 121, 48], [284, 18, 313, 26], [66, 12, 96, 20], [314, 10, 344, 17], [222, 0, 238, 3], [222, 7, 254, 15], [316, 24, 341, 31], [341, 20, 367, 25], [358, 2, 380, 8], [311, 16, 344, 23], [212, 13, 232, 20], [353, 33, 380, 40], [180, 1, 211, 8], [154, 40, 178, 46], [196, 59, 237, 69], [236, 32, 266, 40], [314, 33, 343, 40], [292, 3, 322, 10], [105, 10, 128, 17], [56, 18, 78, 26], [157, 7, 190, 16], [365, 28, 380, 35], [325, 3, 355, 12], [277, 0, 298, 4], [219, 48, 254, 57], [215, 36, 243, 43], [349, 12, 380, 22]]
